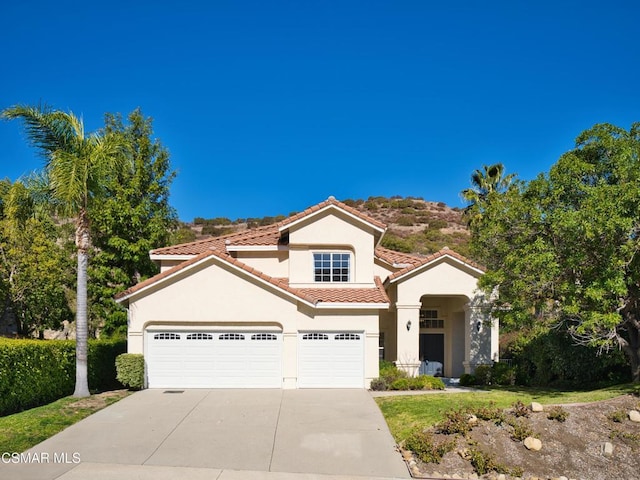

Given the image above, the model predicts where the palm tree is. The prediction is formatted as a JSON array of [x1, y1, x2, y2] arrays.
[[2, 104, 127, 397], [461, 163, 515, 225]]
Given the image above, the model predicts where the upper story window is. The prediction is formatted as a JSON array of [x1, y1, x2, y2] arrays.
[[314, 252, 350, 282]]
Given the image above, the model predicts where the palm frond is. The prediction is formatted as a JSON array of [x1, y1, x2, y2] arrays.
[[1, 103, 84, 159]]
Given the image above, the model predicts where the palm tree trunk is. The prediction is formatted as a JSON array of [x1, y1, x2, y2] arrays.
[[73, 214, 90, 397]]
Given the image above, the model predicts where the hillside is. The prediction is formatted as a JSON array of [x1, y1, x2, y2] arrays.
[[179, 196, 472, 259]]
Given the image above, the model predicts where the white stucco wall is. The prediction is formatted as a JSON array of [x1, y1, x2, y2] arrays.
[[234, 250, 289, 277], [125, 258, 381, 388], [287, 211, 376, 286]]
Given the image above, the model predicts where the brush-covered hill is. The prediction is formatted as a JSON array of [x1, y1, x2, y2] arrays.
[[174, 196, 471, 258]]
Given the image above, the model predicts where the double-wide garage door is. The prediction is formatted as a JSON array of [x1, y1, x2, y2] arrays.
[[146, 329, 364, 389], [146, 331, 282, 388]]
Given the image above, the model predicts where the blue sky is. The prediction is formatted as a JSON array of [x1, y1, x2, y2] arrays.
[[1, 1, 638, 222]]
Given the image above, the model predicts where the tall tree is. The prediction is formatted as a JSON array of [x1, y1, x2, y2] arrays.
[[2, 104, 127, 397], [89, 109, 177, 337], [461, 163, 515, 225], [468, 123, 640, 381], [0, 180, 72, 337]]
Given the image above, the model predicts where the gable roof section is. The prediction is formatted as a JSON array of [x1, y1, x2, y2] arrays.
[[375, 246, 424, 267], [385, 248, 484, 284], [151, 197, 386, 257], [279, 196, 387, 233], [117, 247, 389, 308]]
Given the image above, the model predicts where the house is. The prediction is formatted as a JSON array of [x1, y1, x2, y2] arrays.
[[116, 197, 498, 389]]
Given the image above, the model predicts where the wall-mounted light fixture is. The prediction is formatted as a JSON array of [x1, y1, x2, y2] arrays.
[[406, 320, 412, 331]]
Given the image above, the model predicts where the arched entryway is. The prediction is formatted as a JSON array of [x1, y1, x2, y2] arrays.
[[417, 295, 469, 378]]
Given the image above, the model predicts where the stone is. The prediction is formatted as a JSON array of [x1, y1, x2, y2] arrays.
[[524, 436, 542, 451], [530, 401, 544, 412], [401, 450, 413, 461], [602, 441, 614, 457], [467, 413, 478, 425], [629, 410, 640, 422], [497, 474, 507, 480], [458, 448, 471, 460]]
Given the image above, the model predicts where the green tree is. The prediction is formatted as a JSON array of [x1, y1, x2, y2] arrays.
[[461, 163, 515, 225], [89, 109, 177, 337], [0, 179, 73, 337], [2, 104, 127, 397], [469, 123, 640, 381]]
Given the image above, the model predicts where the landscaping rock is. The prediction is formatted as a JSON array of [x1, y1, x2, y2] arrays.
[[467, 413, 478, 425], [530, 401, 544, 412], [524, 436, 542, 451], [602, 441, 614, 457], [628, 410, 640, 422]]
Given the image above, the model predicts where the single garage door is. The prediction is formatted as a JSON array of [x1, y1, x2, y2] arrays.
[[297, 332, 364, 388], [146, 330, 282, 388]]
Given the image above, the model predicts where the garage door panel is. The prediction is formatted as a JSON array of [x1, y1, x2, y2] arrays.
[[298, 332, 364, 388], [146, 330, 282, 388]]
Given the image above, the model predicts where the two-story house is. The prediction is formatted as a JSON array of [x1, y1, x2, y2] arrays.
[[116, 197, 498, 388]]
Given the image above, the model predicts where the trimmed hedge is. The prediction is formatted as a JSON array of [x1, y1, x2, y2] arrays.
[[0, 338, 126, 416], [115, 354, 145, 390]]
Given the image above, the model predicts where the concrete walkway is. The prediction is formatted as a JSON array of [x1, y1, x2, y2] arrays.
[[1, 389, 409, 480]]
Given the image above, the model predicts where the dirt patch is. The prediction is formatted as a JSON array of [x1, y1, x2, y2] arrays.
[[66, 389, 130, 410], [404, 395, 640, 480]]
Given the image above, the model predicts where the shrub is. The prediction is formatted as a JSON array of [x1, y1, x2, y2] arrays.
[[88, 339, 127, 391], [414, 375, 445, 390], [369, 377, 389, 391], [404, 430, 456, 464], [511, 400, 530, 418], [467, 445, 523, 477], [115, 354, 145, 390], [607, 409, 627, 423], [390, 378, 411, 391], [491, 362, 516, 386], [474, 365, 492, 385], [472, 402, 505, 424], [436, 409, 472, 435], [546, 406, 569, 422], [509, 418, 534, 441], [0, 338, 126, 416], [459, 373, 476, 386], [504, 327, 629, 387]]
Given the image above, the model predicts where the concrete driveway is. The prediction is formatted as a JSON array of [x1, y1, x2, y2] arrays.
[[2, 389, 409, 480]]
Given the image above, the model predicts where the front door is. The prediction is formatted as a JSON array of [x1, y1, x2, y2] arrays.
[[419, 333, 444, 376]]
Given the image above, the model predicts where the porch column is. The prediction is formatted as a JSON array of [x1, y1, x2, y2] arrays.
[[395, 303, 421, 376], [463, 304, 472, 374], [463, 301, 494, 374]]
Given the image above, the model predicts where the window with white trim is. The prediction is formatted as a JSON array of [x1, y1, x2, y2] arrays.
[[314, 253, 350, 282], [420, 309, 444, 329]]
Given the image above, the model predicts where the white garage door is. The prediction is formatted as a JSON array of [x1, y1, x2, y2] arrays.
[[297, 332, 364, 388], [146, 330, 282, 388]]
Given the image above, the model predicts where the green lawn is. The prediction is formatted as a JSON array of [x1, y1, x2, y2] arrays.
[[375, 383, 639, 441], [0, 390, 130, 453]]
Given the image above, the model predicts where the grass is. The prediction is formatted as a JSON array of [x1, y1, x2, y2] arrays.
[[0, 390, 131, 453], [375, 383, 638, 441]]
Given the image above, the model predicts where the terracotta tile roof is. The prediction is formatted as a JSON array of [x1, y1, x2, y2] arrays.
[[152, 197, 385, 256], [150, 224, 281, 256], [375, 246, 423, 267], [116, 249, 219, 299], [117, 248, 389, 306], [279, 196, 387, 231], [293, 276, 389, 304], [386, 247, 485, 282]]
